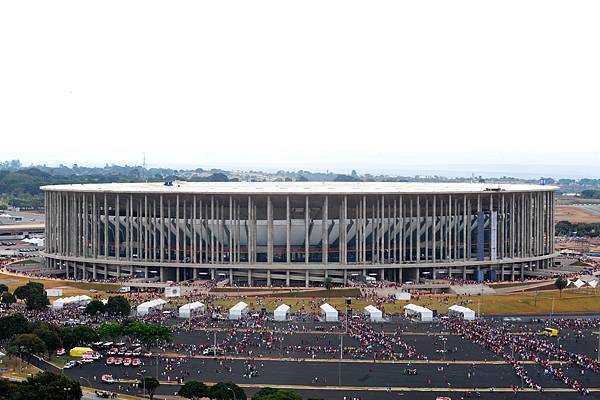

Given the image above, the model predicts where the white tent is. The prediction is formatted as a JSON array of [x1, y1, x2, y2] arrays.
[[364, 305, 383, 322], [46, 288, 63, 297], [573, 279, 586, 288], [136, 299, 167, 316], [448, 305, 476, 321], [395, 292, 411, 301], [229, 301, 249, 320], [589, 280, 598, 288], [179, 301, 206, 318], [403, 304, 433, 322], [52, 295, 92, 310], [273, 304, 290, 321], [320, 303, 338, 322]]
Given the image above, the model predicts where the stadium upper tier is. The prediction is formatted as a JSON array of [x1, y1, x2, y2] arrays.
[[42, 181, 554, 195]]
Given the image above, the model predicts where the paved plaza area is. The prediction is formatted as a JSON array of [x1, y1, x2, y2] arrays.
[[40, 315, 600, 399]]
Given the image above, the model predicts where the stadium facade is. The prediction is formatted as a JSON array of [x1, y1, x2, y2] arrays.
[[42, 182, 557, 286]]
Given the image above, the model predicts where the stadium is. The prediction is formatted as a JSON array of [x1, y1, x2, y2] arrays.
[[42, 182, 557, 286]]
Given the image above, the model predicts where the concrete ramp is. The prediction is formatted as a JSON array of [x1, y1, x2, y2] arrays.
[[450, 284, 496, 295]]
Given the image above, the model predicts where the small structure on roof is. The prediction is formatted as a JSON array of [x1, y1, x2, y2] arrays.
[[320, 303, 338, 322], [364, 305, 383, 322], [448, 305, 476, 321], [273, 304, 290, 321], [136, 299, 167, 316], [179, 301, 206, 318], [229, 301, 249, 320], [403, 304, 433, 322], [52, 295, 92, 310]]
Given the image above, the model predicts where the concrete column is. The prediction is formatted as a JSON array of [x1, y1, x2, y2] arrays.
[[286, 196, 291, 264], [463, 266, 467, 280], [104, 264, 108, 280], [380, 268, 384, 281], [305, 196, 310, 264], [145, 266, 149, 279], [210, 268, 215, 280], [229, 268, 233, 284], [267, 196, 273, 264], [415, 267, 420, 282], [160, 266, 164, 282], [520, 264, 525, 280], [267, 270, 271, 286], [286, 270, 290, 287], [305, 270, 309, 287], [343, 269, 348, 285], [116, 265, 121, 278], [248, 269, 252, 286], [322, 196, 328, 264], [93, 264, 97, 280], [398, 267, 403, 283]]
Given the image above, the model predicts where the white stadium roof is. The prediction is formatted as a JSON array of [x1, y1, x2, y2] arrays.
[[41, 181, 556, 195]]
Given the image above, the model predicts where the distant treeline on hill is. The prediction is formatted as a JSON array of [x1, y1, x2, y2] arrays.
[[580, 189, 600, 199], [555, 221, 600, 237]]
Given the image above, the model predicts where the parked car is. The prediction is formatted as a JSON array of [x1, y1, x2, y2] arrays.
[[114, 357, 123, 366], [101, 375, 115, 384], [63, 361, 81, 369], [131, 358, 141, 367], [123, 358, 131, 367], [56, 348, 66, 356], [106, 357, 115, 365]]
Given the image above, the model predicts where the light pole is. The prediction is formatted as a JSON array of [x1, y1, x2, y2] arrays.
[[593, 332, 600, 362], [79, 377, 91, 387], [137, 373, 146, 398], [226, 387, 237, 400]]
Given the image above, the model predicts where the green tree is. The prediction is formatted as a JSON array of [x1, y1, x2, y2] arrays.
[[0, 378, 20, 400], [97, 322, 123, 341], [123, 321, 172, 350], [252, 388, 302, 400], [84, 300, 105, 316], [209, 382, 246, 400], [105, 296, 131, 317], [0, 313, 30, 340], [60, 327, 99, 350], [1, 291, 17, 306], [8, 334, 47, 362], [140, 376, 160, 400], [33, 327, 62, 359], [14, 282, 49, 310], [0, 284, 8, 294], [19, 371, 82, 400], [555, 276, 568, 297], [178, 380, 210, 399], [324, 277, 333, 291]]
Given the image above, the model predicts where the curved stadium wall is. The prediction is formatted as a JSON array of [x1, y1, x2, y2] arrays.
[[42, 182, 557, 286]]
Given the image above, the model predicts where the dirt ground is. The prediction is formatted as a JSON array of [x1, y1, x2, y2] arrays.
[[555, 204, 600, 224]]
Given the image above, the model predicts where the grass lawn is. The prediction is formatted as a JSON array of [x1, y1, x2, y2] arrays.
[[0, 355, 41, 380], [209, 288, 600, 315], [0, 272, 119, 298]]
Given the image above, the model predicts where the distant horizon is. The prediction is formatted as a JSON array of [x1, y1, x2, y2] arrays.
[[4, 158, 600, 180]]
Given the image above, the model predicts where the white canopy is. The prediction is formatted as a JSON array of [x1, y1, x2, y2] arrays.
[[136, 299, 167, 316], [403, 304, 433, 322], [574, 279, 586, 288], [448, 305, 476, 321], [320, 303, 338, 322], [364, 305, 383, 322], [179, 301, 205, 318], [273, 304, 290, 321], [52, 295, 92, 310], [229, 301, 249, 320]]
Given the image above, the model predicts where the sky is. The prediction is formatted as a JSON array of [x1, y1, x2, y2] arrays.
[[1, 1, 599, 178]]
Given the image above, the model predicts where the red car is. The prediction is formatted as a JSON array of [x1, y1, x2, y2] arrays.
[[131, 358, 141, 367], [114, 357, 123, 365], [106, 357, 115, 365], [123, 358, 131, 367]]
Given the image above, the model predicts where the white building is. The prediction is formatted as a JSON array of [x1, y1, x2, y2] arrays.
[[45, 288, 63, 297], [320, 303, 338, 322], [403, 304, 433, 322], [364, 305, 383, 322], [273, 304, 290, 321], [448, 305, 476, 321], [229, 301, 249, 320], [178, 301, 206, 318], [136, 299, 167, 316]]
